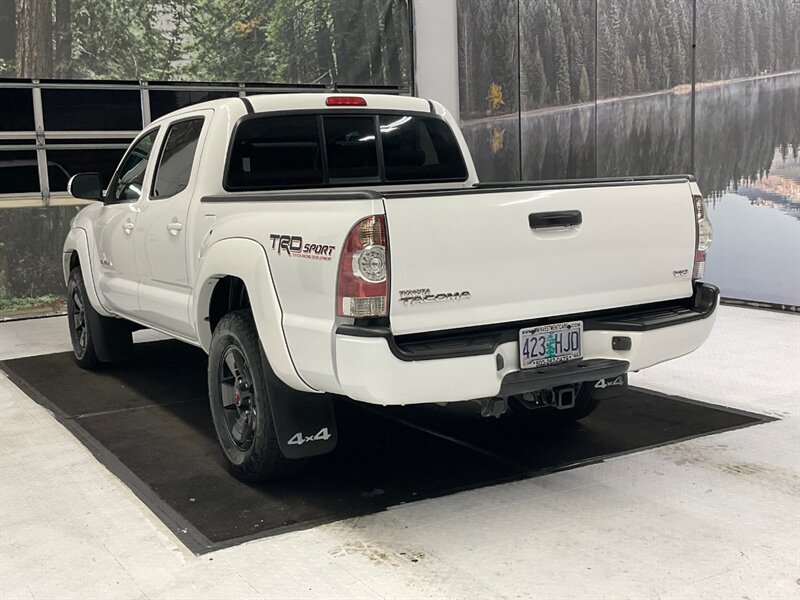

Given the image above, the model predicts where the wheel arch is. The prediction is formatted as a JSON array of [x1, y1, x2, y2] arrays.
[[67, 250, 80, 274], [62, 227, 114, 317], [208, 275, 250, 333], [193, 237, 318, 394]]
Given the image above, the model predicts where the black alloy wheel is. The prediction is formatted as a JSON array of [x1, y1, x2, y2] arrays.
[[71, 286, 88, 355], [67, 267, 101, 369], [219, 345, 258, 450]]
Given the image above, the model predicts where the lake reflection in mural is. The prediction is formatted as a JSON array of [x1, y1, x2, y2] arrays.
[[460, 72, 800, 306]]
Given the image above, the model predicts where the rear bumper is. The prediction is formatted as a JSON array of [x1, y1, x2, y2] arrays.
[[334, 282, 718, 405]]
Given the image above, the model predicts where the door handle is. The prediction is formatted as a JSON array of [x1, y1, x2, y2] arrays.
[[122, 222, 134, 234], [529, 210, 582, 229], [167, 222, 183, 235]]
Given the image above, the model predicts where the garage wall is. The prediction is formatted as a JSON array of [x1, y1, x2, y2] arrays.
[[413, 0, 459, 118], [424, 0, 800, 308]]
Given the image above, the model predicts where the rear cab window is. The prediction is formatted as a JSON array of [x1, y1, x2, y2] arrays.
[[227, 115, 323, 190], [225, 112, 467, 191], [323, 116, 380, 183], [379, 115, 467, 182]]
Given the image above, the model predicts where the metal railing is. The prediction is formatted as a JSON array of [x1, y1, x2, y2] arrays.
[[0, 79, 408, 207]]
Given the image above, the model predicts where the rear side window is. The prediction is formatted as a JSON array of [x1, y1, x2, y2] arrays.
[[380, 116, 468, 182], [152, 118, 204, 198], [227, 115, 323, 189], [225, 113, 467, 191]]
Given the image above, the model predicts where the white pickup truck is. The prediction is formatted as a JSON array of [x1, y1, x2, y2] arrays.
[[63, 93, 717, 480]]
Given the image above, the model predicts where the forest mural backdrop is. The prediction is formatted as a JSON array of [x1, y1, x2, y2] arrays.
[[0, 1, 797, 308], [458, 0, 800, 307], [0, 0, 411, 86]]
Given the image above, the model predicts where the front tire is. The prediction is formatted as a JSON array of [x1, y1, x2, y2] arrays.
[[67, 267, 102, 369], [208, 310, 304, 481]]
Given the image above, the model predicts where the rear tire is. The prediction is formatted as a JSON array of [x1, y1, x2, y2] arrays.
[[208, 310, 305, 482], [511, 383, 601, 425]]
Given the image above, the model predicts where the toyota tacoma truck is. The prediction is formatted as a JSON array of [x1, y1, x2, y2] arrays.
[[63, 93, 717, 480]]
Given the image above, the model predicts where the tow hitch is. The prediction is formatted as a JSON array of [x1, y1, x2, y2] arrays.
[[514, 384, 581, 411], [555, 386, 576, 410], [482, 375, 628, 417]]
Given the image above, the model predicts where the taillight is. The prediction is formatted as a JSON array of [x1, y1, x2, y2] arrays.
[[326, 96, 367, 106], [693, 194, 713, 279], [337, 215, 389, 317]]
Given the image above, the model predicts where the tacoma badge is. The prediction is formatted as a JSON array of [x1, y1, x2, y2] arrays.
[[398, 288, 471, 306]]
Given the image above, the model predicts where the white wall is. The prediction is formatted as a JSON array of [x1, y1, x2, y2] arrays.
[[413, 0, 460, 117]]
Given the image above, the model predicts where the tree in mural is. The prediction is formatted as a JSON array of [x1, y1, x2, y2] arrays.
[[67, 0, 178, 79], [13, 0, 52, 77], [551, 8, 571, 103], [522, 40, 548, 106], [457, 0, 518, 117]]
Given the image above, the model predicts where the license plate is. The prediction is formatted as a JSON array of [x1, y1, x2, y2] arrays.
[[519, 321, 583, 369]]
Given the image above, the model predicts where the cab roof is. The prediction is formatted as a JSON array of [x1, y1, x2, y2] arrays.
[[150, 93, 435, 125]]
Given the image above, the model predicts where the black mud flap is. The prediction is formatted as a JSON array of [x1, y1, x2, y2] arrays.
[[265, 377, 338, 460], [588, 374, 628, 400]]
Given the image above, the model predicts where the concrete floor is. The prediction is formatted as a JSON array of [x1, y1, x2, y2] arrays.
[[0, 305, 798, 600]]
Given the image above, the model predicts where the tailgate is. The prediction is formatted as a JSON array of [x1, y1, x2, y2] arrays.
[[383, 181, 697, 335]]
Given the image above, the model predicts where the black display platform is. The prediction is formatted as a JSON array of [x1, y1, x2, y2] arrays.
[[1, 340, 771, 554]]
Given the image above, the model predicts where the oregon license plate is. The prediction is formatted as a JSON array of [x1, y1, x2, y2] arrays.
[[519, 321, 583, 369]]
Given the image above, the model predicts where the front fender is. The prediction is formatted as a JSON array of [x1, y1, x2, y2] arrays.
[[62, 227, 114, 317], [193, 237, 319, 394]]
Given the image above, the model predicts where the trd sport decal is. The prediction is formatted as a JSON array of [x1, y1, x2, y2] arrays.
[[269, 234, 335, 261]]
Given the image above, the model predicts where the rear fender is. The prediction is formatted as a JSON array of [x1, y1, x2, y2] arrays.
[[62, 227, 114, 317], [193, 237, 318, 395]]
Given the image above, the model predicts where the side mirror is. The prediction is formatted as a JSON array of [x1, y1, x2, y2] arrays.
[[68, 172, 104, 201]]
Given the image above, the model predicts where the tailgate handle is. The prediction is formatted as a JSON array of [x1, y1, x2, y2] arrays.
[[529, 210, 582, 229]]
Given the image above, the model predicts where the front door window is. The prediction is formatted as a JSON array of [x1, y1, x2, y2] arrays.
[[113, 130, 158, 201]]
